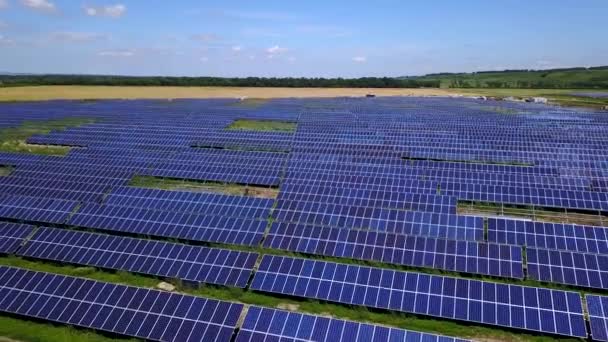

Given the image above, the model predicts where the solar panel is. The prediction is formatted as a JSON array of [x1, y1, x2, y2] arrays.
[[488, 218, 608, 254], [587, 295, 608, 342], [0, 266, 243, 341], [0, 194, 78, 224], [18, 227, 258, 287], [265, 222, 524, 279], [68, 203, 266, 246], [527, 248, 608, 289], [251, 255, 587, 337], [237, 306, 471, 342], [0, 222, 35, 254]]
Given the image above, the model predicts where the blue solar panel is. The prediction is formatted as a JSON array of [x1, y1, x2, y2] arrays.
[[18, 227, 258, 287], [587, 295, 608, 342], [0, 194, 78, 224], [488, 218, 608, 254], [251, 255, 587, 337], [265, 222, 524, 279], [0, 222, 35, 254], [238, 306, 472, 342], [0, 266, 243, 341], [527, 248, 608, 289], [68, 203, 267, 246]]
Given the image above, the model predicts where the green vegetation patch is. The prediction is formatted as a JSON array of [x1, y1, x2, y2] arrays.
[[231, 98, 270, 108], [0, 118, 95, 156], [0, 165, 13, 176], [458, 200, 608, 227], [129, 175, 279, 199], [227, 119, 296, 132]]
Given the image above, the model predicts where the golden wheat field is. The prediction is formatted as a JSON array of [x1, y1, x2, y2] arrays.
[[0, 86, 456, 101]]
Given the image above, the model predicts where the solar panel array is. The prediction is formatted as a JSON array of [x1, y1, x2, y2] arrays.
[[265, 222, 524, 279], [0, 266, 243, 341], [587, 295, 608, 342], [1, 97, 608, 340], [0, 222, 34, 254], [251, 255, 587, 338], [18, 227, 258, 287]]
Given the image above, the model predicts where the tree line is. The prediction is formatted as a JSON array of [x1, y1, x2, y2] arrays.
[[0, 75, 440, 88]]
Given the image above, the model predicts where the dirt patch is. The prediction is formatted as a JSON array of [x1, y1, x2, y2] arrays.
[[276, 303, 300, 312], [130, 175, 279, 199]]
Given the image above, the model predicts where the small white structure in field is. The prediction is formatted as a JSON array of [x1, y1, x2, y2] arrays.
[[526, 97, 548, 104], [156, 281, 176, 292]]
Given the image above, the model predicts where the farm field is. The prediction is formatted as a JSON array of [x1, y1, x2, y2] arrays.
[[0, 97, 608, 342], [2, 86, 607, 110], [0, 86, 454, 102]]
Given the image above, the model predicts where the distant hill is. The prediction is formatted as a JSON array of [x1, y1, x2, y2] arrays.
[[406, 66, 608, 89]]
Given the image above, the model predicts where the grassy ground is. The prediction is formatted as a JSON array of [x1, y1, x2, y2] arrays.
[[129, 175, 279, 199], [0, 86, 454, 101], [0, 256, 579, 342], [0, 118, 95, 156], [227, 119, 297, 132], [0, 166, 13, 176], [455, 88, 608, 109], [457, 201, 608, 227]]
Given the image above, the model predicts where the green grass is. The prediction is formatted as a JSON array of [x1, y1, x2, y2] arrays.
[[129, 175, 278, 198], [0, 118, 95, 156], [227, 119, 296, 132], [0, 255, 582, 342], [0, 166, 13, 176], [454, 88, 608, 109]]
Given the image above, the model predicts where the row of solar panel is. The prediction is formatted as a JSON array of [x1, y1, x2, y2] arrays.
[[265, 222, 523, 279], [251, 255, 587, 337], [272, 205, 484, 240], [0, 266, 478, 342], [68, 203, 267, 246]]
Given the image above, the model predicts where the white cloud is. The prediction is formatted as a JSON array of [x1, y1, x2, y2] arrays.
[[287, 57, 296, 63], [51, 31, 107, 42], [248, 55, 256, 60], [0, 0, 8, 9], [352, 56, 367, 63], [200, 56, 209, 62], [191, 33, 219, 42], [231, 45, 242, 52], [84, 4, 126, 18], [266, 45, 288, 55], [21, 0, 55, 12], [98, 49, 134, 57]]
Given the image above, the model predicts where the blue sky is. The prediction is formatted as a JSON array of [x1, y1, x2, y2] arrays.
[[0, 0, 607, 77]]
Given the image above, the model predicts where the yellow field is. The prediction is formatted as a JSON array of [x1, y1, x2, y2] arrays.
[[0, 86, 455, 101]]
